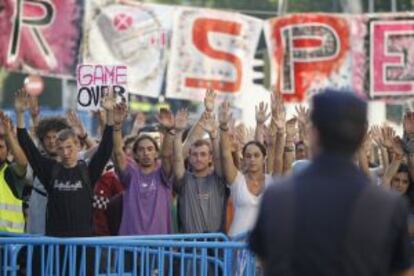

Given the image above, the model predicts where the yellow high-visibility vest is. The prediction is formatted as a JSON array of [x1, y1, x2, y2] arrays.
[[0, 163, 25, 233]]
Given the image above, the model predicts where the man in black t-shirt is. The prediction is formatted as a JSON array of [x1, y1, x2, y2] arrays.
[[249, 91, 413, 276], [14, 88, 115, 237]]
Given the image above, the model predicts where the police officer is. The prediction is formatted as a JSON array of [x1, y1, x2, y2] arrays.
[[249, 90, 413, 276], [0, 112, 27, 233]]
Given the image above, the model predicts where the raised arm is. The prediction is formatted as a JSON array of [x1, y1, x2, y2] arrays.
[[87, 90, 115, 186], [112, 103, 128, 172], [403, 113, 414, 180], [264, 123, 276, 174], [357, 131, 372, 178], [0, 112, 27, 177], [15, 89, 54, 186], [381, 132, 404, 189], [371, 125, 389, 170], [173, 109, 188, 183], [283, 118, 297, 174], [157, 108, 175, 178], [67, 110, 97, 149], [271, 90, 286, 176], [182, 89, 215, 157], [295, 105, 310, 158], [28, 95, 40, 139], [200, 111, 221, 177], [130, 111, 146, 135], [255, 102, 271, 144], [219, 101, 238, 184]]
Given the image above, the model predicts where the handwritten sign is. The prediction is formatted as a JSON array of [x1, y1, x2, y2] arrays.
[[76, 64, 128, 111]]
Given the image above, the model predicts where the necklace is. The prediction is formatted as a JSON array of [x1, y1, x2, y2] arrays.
[[246, 174, 265, 196]]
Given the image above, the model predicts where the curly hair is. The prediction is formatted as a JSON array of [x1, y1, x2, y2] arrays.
[[35, 116, 69, 144]]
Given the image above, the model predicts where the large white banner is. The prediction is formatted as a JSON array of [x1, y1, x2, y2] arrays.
[[82, 2, 174, 97], [166, 8, 262, 102]]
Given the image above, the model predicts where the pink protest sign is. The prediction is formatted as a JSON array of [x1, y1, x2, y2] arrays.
[[76, 64, 128, 111]]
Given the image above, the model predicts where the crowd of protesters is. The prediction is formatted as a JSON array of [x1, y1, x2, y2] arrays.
[[1, 86, 414, 243]]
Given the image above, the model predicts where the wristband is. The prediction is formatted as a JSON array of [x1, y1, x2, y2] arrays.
[[284, 146, 295, 152], [78, 133, 88, 141], [219, 124, 229, 131]]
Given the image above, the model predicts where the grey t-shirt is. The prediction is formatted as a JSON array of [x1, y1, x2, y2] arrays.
[[175, 171, 227, 233]]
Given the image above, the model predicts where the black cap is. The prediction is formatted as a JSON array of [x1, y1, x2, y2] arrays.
[[311, 89, 367, 155]]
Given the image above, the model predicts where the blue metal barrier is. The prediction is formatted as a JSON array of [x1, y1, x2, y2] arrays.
[[0, 233, 257, 276]]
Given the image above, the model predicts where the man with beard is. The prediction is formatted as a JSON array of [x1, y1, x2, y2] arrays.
[[172, 95, 226, 234], [112, 105, 174, 235]]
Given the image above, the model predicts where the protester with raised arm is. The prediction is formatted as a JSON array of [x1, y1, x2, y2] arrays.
[[16, 88, 114, 237], [21, 94, 71, 235], [112, 103, 174, 235], [219, 101, 272, 236], [0, 112, 28, 233], [173, 90, 227, 234]]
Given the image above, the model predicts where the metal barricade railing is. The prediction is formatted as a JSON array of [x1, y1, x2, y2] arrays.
[[0, 233, 257, 276]]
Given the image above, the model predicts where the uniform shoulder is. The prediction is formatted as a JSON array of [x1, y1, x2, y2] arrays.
[[264, 175, 295, 198]]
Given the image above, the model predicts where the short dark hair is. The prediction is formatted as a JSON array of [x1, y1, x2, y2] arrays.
[[242, 141, 267, 157], [36, 116, 69, 143], [133, 135, 159, 153], [190, 139, 212, 153], [57, 128, 78, 144], [123, 135, 138, 147], [311, 90, 367, 155], [295, 140, 305, 148]]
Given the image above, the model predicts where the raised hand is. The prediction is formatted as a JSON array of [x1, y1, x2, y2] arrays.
[[403, 111, 414, 136], [255, 101, 271, 126], [218, 101, 232, 128], [14, 88, 29, 113], [360, 130, 372, 155], [174, 108, 188, 132], [382, 126, 396, 149], [370, 125, 384, 146], [200, 111, 218, 138], [229, 132, 242, 153], [0, 112, 13, 136], [392, 136, 405, 157], [295, 105, 310, 126], [285, 118, 298, 139], [263, 125, 276, 146], [204, 88, 216, 113], [114, 103, 127, 126], [157, 108, 175, 130], [132, 111, 146, 130], [28, 95, 39, 118], [67, 110, 87, 137], [235, 123, 248, 146], [272, 104, 286, 130], [101, 87, 117, 111], [270, 88, 286, 130]]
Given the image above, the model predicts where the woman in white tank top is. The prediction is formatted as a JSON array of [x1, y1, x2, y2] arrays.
[[219, 102, 272, 237]]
